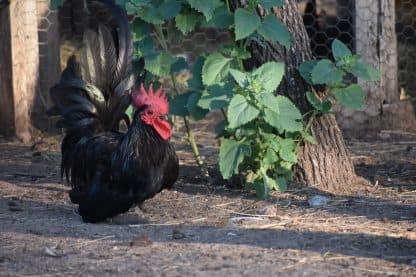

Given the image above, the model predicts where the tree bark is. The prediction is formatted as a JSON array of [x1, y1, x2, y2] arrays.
[[231, 0, 370, 193], [0, 0, 39, 143]]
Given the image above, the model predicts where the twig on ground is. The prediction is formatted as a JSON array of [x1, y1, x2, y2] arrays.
[[76, 235, 116, 247]]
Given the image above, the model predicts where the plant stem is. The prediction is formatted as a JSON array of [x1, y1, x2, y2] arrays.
[[154, 22, 209, 178], [182, 116, 209, 177], [154, 25, 168, 51], [225, 0, 231, 12], [170, 73, 209, 178], [305, 110, 317, 132], [220, 108, 228, 122]]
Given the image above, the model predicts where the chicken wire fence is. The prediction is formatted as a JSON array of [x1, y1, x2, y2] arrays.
[[396, 0, 416, 98], [299, 0, 415, 99]]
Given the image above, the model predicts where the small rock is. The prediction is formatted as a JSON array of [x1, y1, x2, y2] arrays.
[[109, 214, 148, 225], [129, 234, 153, 247], [172, 229, 186, 240], [229, 216, 265, 224], [42, 246, 60, 257], [257, 205, 278, 216], [308, 195, 330, 207], [378, 132, 391, 139]]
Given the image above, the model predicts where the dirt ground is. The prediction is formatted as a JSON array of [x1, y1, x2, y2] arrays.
[[0, 125, 415, 276]]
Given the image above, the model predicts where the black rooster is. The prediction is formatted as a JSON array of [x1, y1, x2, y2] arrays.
[[49, 0, 179, 223]]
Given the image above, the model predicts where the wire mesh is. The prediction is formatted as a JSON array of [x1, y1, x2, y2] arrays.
[[396, 0, 416, 98], [299, 0, 354, 59], [41, 1, 416, 102]]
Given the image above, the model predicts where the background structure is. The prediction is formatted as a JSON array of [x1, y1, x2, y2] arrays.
[[0, 0, 415, 140]]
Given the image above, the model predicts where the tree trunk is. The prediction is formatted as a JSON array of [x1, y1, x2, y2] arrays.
[[231, 0, 370, 193], [0, 0, 39, 143]]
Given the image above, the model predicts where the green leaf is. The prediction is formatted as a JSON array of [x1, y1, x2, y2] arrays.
[[275, 176, 288, 192], [202, 53, 232, 86], [347, 61, 381, 81], [227, 95, 260, 128], [201, 8, 233, 28], [229, 69, 249, 87], [222, 46, 251, 60], [264, 96, 303, 132], [198, 84, 233, 111], [332, 39, 352, 61], [219, 139, 251, 179], [301, 130, 317, 144], [158, 0, 182, 19], [175, 11, 200, 34], [126, 2, 139, 14], [298, 60, 318, 85], [254, 181, 270, 199], [125, 105, 135, 121], [259, 0, 285, 8], [51, 0, 65, 9], [264, 175, 279, 191], [265, 138, 296, 163], [145, 52, 174, 77], [262, 148, 279, 170], [129, 0, 151, 6], [306, 91, 332, 113], [138, 6, 164, 24], [279, 137, 295, 150], [235, 124, 257, 139], [306, 91, 322, 110], [311, 59, 344, 85], [333, 84, 365, 110], [136, 36, 157, 57], [171, 57, 188, 73], [169, 92, 192, 116], [252, 62, 285, 93], [234, 8, 261, 40], [258, 169, 278, 198], [257, 15, 291, 49], [188, 56, 205, 89], [256, 93, 280, 112], [132, 19, 151, 42], [186, 92, 209, 120], [279, 145, 297, 163], [186, 0, 223, 21]]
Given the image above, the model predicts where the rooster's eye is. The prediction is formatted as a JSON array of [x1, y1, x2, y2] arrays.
[[146, 110, 154, 116]]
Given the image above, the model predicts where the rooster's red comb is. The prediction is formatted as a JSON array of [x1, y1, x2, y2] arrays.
[[132, 83, 169, 114]]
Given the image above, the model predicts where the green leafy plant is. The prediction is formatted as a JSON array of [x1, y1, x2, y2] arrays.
[[300, 39, 381, 114], [51, 0, 381, 198], [215, 62, 307, 197]]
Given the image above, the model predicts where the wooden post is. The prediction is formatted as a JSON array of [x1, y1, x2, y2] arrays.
[[0, 0, 39, 142], [335, 0, 399, 133], [356, 0, 398, 103]]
